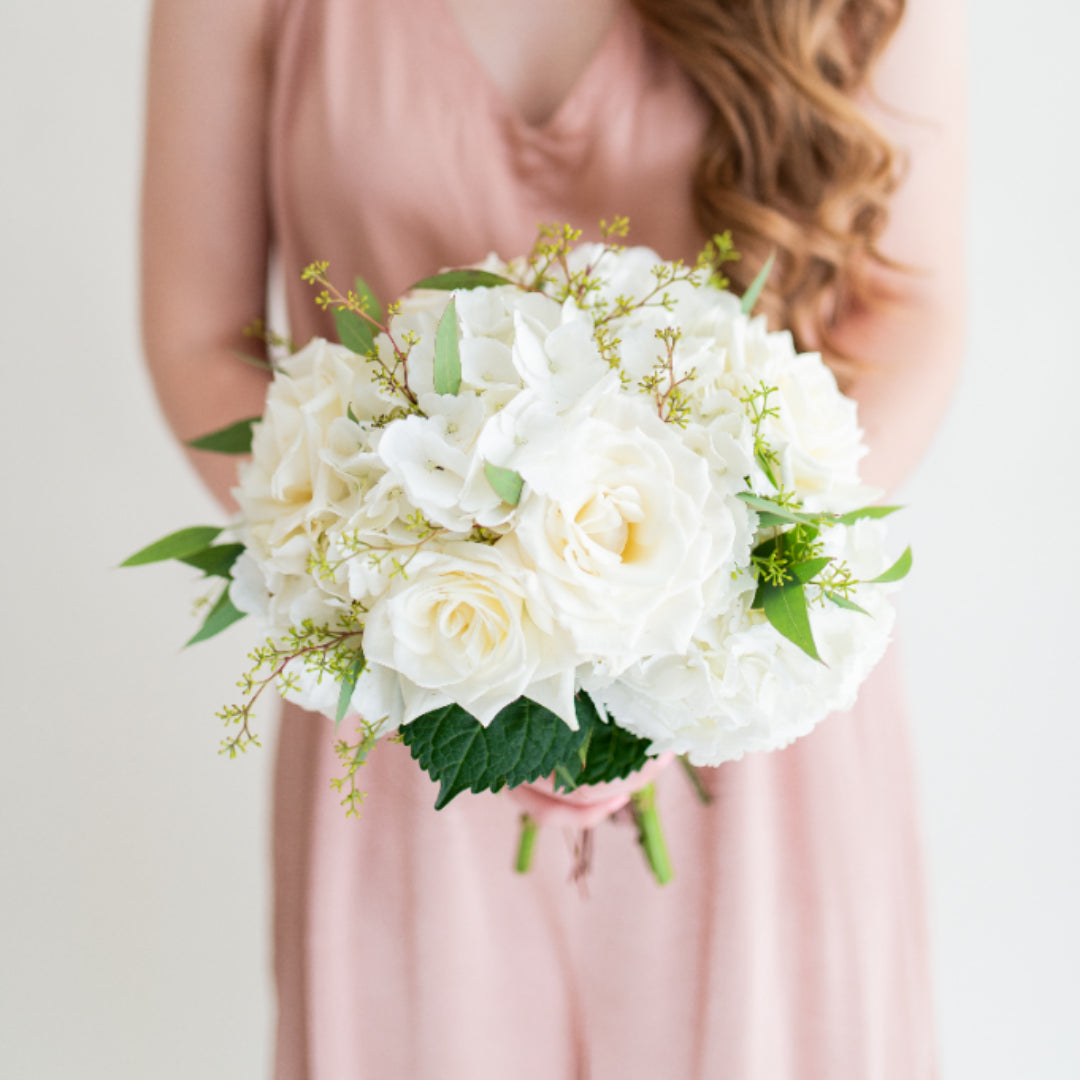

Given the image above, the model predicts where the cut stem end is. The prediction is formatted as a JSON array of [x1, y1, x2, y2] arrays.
[[515, 813, 539, 874]]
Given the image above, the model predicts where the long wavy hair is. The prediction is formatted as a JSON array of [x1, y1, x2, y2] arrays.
[[630, 0, 906, 378]]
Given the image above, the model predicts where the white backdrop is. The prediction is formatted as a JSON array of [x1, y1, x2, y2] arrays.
[[1, 2, 1077, 1078]]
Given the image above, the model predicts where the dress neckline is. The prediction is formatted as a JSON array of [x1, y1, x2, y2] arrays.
[[427, 0, 633, 141]]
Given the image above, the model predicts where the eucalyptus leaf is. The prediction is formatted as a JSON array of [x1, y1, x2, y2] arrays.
[[334, 307, 375, 355], [737, 492, 820, 527], [741, 250, 776, 315], [789, 556, 833, 585], [825, 591, 870, 616], [177, 543, 245, 579], [187, 418, 259, 455], [754, 511, 794, 528], [433, 296, 462, 395], [484, 462, 524, 506], [122, 526, 224, 567], [869, 546, 913, 583], [760, 580, 822, 662], [411, 269, 515, 291], [837, 505, 903, 525], [186, 587, 247, 647], [354, 275, 383, 324], [335, 651, 367, 730], [755, 448, 780, 490]]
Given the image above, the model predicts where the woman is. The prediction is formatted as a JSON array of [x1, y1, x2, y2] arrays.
[[142, 0, 966, 1075]]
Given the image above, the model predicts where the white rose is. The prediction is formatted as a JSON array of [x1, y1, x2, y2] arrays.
[[493, 378, 747, 668], [362, 543, 578, 727]]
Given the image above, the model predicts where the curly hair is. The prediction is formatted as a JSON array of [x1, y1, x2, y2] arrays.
[[630, 0, 906, 378]]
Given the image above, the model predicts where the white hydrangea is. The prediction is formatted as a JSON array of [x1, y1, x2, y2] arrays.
[[581, 520, 898, 765]]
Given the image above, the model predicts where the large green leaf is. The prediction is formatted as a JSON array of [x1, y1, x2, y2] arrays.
[[411, 269, 515, 291], [741, 251, 776, 315], [122, 526, 224, 567], [567, 697, 652, 788], [759, 579, 822, 662], [177, 543, 244, 579], [354, 275, 383, 324], [186, 586, 247, 647], [334, 307, 375, 355], [402, 693, 656, 808], [401, 696, 592, 810], [187, 418, 259, 454], [433, 296, 462, 395], [484, 462, 524, 506], [870, 546, 913, 583]]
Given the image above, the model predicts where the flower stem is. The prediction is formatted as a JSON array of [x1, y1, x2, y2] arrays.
[[515, 813, 539, 874], [678, 756, 714, 805], [630, 783, 674, 885]]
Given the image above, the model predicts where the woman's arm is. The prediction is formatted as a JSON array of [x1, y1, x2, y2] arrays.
[[141, 0, 275, 510], [836, 0, 968, 495]]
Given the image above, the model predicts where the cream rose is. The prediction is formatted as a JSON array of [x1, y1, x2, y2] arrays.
[[362, 543, 577, 727], [490, 378, 747, 669]]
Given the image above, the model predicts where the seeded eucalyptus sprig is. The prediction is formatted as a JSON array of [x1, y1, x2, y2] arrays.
[[301, 260, 421, 409], [737, 489, 912, 661]]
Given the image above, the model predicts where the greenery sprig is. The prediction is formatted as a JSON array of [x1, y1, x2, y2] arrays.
[[301, 261, 420, 410]]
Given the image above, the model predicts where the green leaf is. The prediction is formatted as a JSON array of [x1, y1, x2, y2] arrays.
[[760, 580, 822, 662], [825, 591, 870, 616], [737, 492, 820, 527], [755, 449, 780, 490], [741, 250, 776, 315], [869, 546, 913, 583], [433, 296, 462, 395], [335, 651, 367, 730], [411, 269, 515, 291], [177, 543, 245, 579], [121, 526, 224, 567], [567, 699, 653, 788], [400, 696, 591, 810], [187, 418, 259, 454], [754, 511, 794, 528], [334, 307, 375, 355], [354, 275, 383, 324], [789, 556, 833, 585], [484, 462, 524, 506], [836, 505, 903, 526], [186, 587, 246, 647]]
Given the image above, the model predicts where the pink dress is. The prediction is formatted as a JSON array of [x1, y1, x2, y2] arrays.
[[267, 1, 936, 1076]]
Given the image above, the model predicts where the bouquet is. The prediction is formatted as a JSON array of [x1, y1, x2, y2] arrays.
[[127, 221, 910, 883]]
